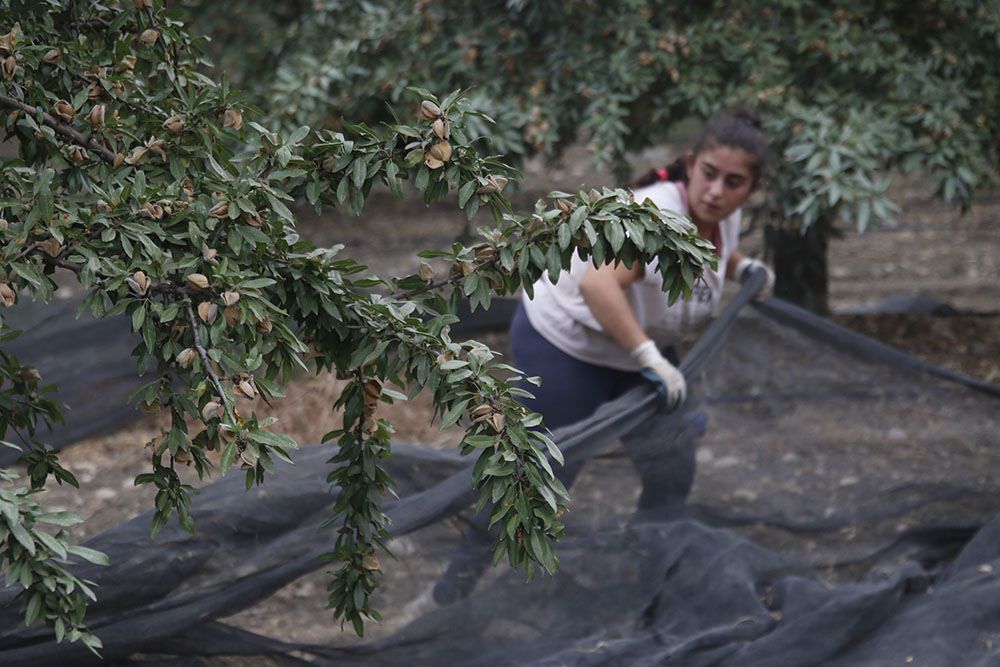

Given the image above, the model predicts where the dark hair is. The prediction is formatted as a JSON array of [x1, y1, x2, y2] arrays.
[[634, 109, 769, 188]]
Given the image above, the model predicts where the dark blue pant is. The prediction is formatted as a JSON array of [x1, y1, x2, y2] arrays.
[[509, 303, 702, 511]]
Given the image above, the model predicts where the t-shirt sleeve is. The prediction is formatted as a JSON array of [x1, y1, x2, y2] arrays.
[[633, 182, 686, 287]]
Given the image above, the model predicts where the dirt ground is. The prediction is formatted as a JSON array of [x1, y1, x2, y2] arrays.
[[24, 153, 1000, 650]]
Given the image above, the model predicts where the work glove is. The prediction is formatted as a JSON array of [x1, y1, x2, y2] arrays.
[[734, 257, 775, 301], [631, 340, 686, 411]]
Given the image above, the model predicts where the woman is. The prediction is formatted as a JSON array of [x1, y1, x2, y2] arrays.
[[433, 110, 773, 605], [512, 109, 773, 429]]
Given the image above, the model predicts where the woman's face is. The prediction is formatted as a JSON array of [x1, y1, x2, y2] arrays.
[[685, 145, 758, 229]]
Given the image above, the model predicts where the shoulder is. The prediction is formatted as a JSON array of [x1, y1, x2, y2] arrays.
[[632, 181, 686, 215]]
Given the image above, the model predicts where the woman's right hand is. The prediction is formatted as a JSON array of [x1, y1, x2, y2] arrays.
[[631, 340, 687, 411]]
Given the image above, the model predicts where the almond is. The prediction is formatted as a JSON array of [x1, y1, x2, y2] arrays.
[[236, 379, 257, 399], [123, 146, 149, 166], [145, 136, 167, 160], [138, 201, 164, 219], [68, 145, 88, 163], [201, 244, 219, 265], [39, 238, 63, 257], [418, 262, 434, 281], [428, 140, 452, 162], [198, 301, 218, 324], [162, 115, 184, 133], [127, 270, 151, 296], [0, 283, 16, 307], [223, 304, 241, 327], [138, 29, 159, 46], [87, 104, 106, 127], [556, 198, 575, 214], [177, 347, 197, 368], [208, 201, 230, 218], [473, 244, 496, 262], [420, 100, 441, 120], [432, 117, 448, 139], [201, 401, 224, 421], [186, 273, 209, 290], [221, 108, 243, 130], [52, 100, 75, 122], [115, 54, 137, 74], [490, 411, 505, 433]]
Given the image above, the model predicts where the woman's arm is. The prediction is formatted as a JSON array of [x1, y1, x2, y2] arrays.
[[580, 260, 687, 408], [726, 249, 744, 278], [578, 261, 648, 352]]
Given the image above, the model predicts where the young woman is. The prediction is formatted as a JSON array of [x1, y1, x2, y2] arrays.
[[433, 111, 773, 605], [511, 109, 773, 429]]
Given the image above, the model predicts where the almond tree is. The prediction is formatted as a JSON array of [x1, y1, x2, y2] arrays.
[[0, 0, 716, 649], [198, 0, 1000, 312]]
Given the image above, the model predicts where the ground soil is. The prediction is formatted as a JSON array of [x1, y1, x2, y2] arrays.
[[23, 152, 1000, 651]]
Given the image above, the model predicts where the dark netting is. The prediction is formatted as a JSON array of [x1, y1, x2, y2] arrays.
[[2, 300, 141, 462], [2, 273, 1000, 666]]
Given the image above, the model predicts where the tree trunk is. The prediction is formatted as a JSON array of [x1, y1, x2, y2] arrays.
[[765, 219, 831, 315]]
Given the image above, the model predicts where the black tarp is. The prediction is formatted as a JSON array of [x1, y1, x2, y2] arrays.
[[2, 274, 1000, 666]]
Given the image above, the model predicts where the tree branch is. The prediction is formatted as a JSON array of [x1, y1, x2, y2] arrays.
[[0, 95, 117, 165], [394, 275, 455, 300], [141, 4, 174, 68], [185, 302, 236, 423]]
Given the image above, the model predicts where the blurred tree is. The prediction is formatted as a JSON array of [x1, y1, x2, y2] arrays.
[[0, 0, 715, 649], [189, 0, 1000, 312]]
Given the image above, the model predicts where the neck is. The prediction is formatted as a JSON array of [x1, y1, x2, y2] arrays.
[[692, 215, 717, 240]]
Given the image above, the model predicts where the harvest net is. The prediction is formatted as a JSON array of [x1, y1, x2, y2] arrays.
[[2, 274, 1000, 666]]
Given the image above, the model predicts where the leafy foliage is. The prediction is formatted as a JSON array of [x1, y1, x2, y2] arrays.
[[0, 0, 715, 647], [188, 0, 1000, 298]]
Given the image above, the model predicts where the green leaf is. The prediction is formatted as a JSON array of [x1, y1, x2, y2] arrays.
[[131, 304, 146, 332], [440, 399, 469, 428], [534, 431, 564, 466], [11, 263, 45, 290], [36, 511, 83, 527], [415, 166, 430, 191], [458, 179, 477, 208], [220, 441, 237, 471], [25, 592, 42, 626], [9, 522, 35, 555], [67, 545, 110, 566], [464, 435, 497, 448], [34, 530, 68, 559], [248, 428, 299, 450], [557, 223, 571, 250], [606, 220, 625, 254], [286, 125, 311, 146], [266, 193, 294, 222], [242, 277, 276, 289]]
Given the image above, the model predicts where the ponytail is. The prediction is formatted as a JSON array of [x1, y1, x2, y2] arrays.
[[632, 156, 687, 189], [635, 108, 769, 189]]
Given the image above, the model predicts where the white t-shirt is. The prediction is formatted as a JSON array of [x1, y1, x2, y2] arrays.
[[522, 181, 741, 371]]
